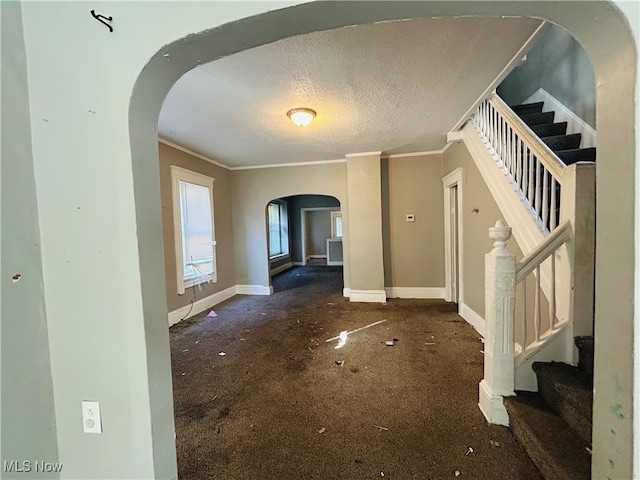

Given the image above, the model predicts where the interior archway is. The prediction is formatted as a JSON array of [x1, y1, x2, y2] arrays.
[[129, 2, 637, 477]]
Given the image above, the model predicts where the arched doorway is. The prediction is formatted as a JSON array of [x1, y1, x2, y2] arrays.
[[129, 3, 637, 478]]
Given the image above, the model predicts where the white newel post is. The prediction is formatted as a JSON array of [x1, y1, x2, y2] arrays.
[[479, 220, 516, 426]]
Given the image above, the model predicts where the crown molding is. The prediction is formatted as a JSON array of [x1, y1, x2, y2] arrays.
[[158, 137, 231, 170]]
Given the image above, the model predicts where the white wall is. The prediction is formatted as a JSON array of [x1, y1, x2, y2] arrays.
[[1, 2, 636, 479]]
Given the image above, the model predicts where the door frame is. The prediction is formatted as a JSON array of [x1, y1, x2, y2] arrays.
[[442, 168, 464, 304], [300, 206, 341, 266]]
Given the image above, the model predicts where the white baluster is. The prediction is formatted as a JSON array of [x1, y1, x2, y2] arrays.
[[534, 266, 541, 341], [493, 107, 498, 156], [522, 276, 527, 348], [510, 129, 515, 179], [482, 102, 487, 136], [549, 254, 556, 329], [516, 136, 522, 196], [542, 168, 549, 231], [534, 158, 541, 219], [550, 177, 557, 231], [527, 149, 534, 208]]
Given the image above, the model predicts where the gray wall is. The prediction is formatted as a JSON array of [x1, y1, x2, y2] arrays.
[[306, 210, 332, 256], [158, 143, 236, 313], [497, 24, 596, 127], [0, 2, 60, 477], [288, 195, 339, 263]]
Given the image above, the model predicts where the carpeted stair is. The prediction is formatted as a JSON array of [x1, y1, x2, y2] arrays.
[[504, 336, 594, 480], [510, 101, 596, 166], [508, 100, 596, 232]]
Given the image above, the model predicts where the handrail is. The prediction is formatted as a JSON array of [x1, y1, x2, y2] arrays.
[[472, 94, 570, 233], [516, 221, 571, 282], [488, 94, 566, 182]]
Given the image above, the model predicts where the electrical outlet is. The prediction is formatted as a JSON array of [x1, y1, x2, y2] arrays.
[[82, 401, 102, 433]]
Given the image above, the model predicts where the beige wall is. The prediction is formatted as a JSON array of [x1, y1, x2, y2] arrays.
[[384, 154, 445, 288], [442, 141, 551, 347], [346, 154, 385, 293], [443, 141, 524, 316], [232, 162, 348, 289], [158, 142, 236, 312]]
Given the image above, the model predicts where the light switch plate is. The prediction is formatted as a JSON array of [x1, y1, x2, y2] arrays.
[[406, 214, 415, 222], [82, 401, 102, 433]]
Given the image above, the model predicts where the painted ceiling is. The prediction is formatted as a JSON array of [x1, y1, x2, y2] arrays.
[[158, 17, 542, 168]]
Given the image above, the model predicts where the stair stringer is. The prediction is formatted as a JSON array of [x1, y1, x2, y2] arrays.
[[459, 121, 547, 253]]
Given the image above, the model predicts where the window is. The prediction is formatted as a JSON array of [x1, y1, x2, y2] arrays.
[[267, 201, 289, 258], [331, 211, 343, 238], [170, 166, 217, 294]]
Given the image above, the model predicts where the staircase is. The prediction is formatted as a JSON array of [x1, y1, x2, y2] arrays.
[[504, 335, 594, 479], [511, 101, 596, 165], [502, 101, 596, 479], [459, 94, 597, 479]]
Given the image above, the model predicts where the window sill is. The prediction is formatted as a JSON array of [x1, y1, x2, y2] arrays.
[[182, 275, 217, 292], [269, 253, 290, 263]]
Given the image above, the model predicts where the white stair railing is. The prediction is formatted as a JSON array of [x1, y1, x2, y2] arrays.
[[462, 91, 596, 351], [515, 221, 571, 355], [479, 219, 571, 426], [466, 93, 596, 423], [472, 94, 567, 234]]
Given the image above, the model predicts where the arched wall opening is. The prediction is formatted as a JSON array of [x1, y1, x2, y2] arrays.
[[265, 194, 343, 268], [129, 2, 636, 478]]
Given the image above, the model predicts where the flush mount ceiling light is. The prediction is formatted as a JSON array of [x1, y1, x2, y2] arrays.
[[287, 108, 316, 127]]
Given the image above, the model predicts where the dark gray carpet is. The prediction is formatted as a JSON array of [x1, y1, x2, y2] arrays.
[[170, 265, 542, 479]]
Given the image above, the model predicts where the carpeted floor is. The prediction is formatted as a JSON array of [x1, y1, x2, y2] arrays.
[[170, 265, 542, 479]]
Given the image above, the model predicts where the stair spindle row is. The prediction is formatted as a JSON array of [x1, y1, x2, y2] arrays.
[[473, 98, 564, 233]]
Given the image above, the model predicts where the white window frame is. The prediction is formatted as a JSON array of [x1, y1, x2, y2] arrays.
[[170, 165, 217, 295], [267, 200, 289, 260], [331, 211, 343, 238]]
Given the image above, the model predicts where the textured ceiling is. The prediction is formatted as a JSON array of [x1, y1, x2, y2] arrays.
[[158, 17, 542, 168]]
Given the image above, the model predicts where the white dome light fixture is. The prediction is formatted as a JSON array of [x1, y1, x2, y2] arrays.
[[287, 108, 316, 127]]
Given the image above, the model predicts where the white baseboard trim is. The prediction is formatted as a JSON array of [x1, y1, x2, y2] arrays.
[[343, 288, 351, 298], [270, 261, 293, 276], [168, 285, 236, 327], [236, 284, 273, 296], [349, 289, 387, 303], [293, 262, 305, 266], [307, 255, 327, 259], [384, 287, 445, 299], [459, 303, 486, 337], [524, 88, 597, 148]]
